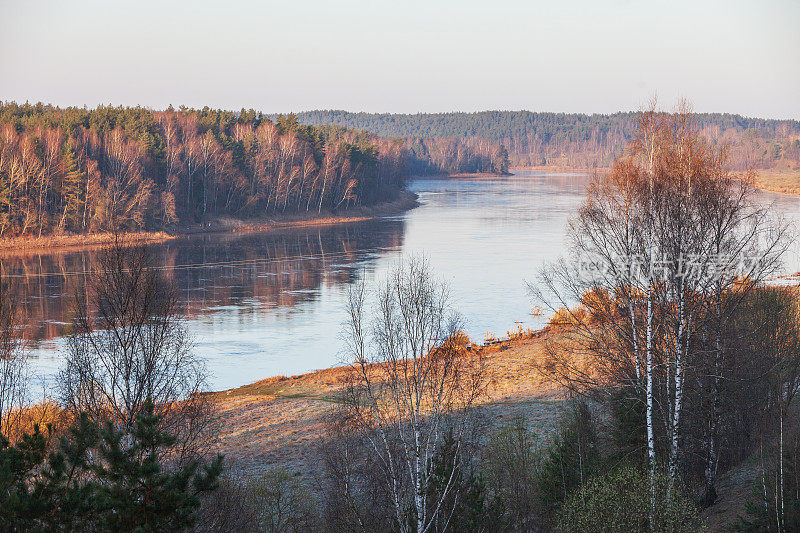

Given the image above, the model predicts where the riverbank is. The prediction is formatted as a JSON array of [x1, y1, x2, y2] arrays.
[[207, 323, 759, 531], [0, 190, 419, 255], [446, 171, 512, 179], [751, 169, 800, 195], [413, 171, 510, 180], [510, 165, 606, 175], [209, 327, 564, 480], [8, 322, 758, 531], [511, 165, 800, 196]]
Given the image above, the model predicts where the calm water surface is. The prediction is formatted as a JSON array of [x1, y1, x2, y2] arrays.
[[10, 171, 800, 392]]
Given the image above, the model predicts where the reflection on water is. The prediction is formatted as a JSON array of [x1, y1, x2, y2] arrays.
[[8, 219, 406, 390], [5, 221, 406, 342], [5, 171, 799, 392]]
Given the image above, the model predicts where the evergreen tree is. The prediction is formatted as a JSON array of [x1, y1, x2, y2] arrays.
[[537, 401, 600, 518], [0, 425, 50, 530], [0, 400, 222, 532], [491, 145, 509, 174], [424, 429, 506, 533], [91, 398, 223, 532]]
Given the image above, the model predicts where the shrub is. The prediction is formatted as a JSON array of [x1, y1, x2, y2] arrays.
[[549, 306, 587, 327], [481, 416, 542, 530], [195, 476, 263, 533], [556, 466, 706, 533], [252, 469, 318, 533]]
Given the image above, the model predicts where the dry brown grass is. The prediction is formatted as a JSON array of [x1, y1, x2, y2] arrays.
[[3, 401, 68, 443], [512, 165, 800, 197], [752, 169, 800, 196], [206, 328, 566, 482], [0, 231, 174, 254]]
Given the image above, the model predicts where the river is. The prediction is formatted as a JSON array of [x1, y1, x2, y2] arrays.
[[7, 171, 800, 393]]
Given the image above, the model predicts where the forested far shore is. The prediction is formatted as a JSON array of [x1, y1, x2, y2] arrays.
[[0, 103, 412, 238], [294, 109, 800, 173], [0, 103, 509, 240]]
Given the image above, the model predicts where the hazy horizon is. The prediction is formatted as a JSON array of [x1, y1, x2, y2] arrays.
[[2, 0, 799, 120]]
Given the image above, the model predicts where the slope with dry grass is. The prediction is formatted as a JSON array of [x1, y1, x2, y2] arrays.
[[208, 330, 566, 482]]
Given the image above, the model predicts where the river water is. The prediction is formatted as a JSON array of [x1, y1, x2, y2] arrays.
[[8, 171, 800, 392]]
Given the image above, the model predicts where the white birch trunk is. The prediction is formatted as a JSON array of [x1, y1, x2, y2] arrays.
[[646, 135, 657, 529]]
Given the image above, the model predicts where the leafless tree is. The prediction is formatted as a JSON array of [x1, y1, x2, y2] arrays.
[[0, 270, 28, 440], [101, 129, 153, 231], [341, 256, 486, 533], [320, 413, 385, 531], [195, 476, 262, 533], [531, 102, 790, 515], [253, 468, 318, 532], [58, 240, 212, 461]]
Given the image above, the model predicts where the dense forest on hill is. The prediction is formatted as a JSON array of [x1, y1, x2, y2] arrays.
[[0, 103, 513, 239], [295, 110, 800, 171], [0, 103, 419, 238]]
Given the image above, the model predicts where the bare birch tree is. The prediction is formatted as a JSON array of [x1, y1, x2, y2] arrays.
[[342, 256, 486, 533], [58, 241, 212, 461], [531, 102, 790, 519], [0, 271, 27, 440]]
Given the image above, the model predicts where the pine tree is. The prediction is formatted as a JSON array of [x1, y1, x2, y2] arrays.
[[0, 400, 222, 532], [425, 429, 506, 533], [91, 398, 223, 532], [0, 425, 50, 530], [59, 141, 86, 231], [537, 401, 600, 518]]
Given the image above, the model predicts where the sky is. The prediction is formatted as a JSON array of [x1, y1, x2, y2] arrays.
[[1, 0, 798, 119]]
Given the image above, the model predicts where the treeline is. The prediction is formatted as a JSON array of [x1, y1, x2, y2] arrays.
[[294, 109, 800, 171], [407, 136, 509, 175], [0, 103, 410, 238]]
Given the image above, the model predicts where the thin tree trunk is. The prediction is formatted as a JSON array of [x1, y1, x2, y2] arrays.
[[646, 138, 657, 530]]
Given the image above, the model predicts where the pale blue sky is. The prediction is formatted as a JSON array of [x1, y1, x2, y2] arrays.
[[1, 0, 798, 118]]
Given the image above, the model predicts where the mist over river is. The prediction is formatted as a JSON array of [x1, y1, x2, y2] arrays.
[[9, 171, 800, 393]]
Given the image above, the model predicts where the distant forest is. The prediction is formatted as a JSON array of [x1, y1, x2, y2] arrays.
[[295, 110, 800, 171]]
